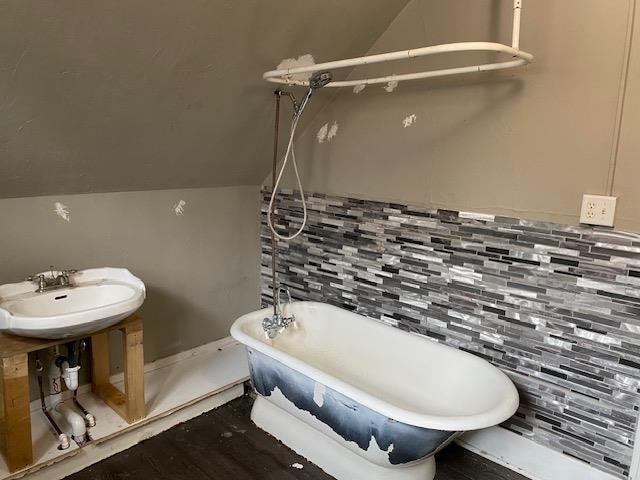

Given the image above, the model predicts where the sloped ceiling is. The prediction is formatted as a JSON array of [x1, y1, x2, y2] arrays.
[[0, 0, 410, 199]]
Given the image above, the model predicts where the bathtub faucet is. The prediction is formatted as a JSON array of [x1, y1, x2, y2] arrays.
[[262, 287, 295, 339]]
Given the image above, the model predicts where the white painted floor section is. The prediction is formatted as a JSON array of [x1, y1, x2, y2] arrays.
[[458, 426, 620, 480], [0, 337, 249, 480]]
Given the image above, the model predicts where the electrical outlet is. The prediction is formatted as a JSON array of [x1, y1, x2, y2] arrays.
[[580, 194, 617, 227]]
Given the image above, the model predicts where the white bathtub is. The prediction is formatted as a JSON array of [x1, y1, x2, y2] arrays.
[[231, 301, 519, 480]]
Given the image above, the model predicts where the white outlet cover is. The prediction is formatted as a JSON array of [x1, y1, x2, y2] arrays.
[[579, 194, 617, 227]]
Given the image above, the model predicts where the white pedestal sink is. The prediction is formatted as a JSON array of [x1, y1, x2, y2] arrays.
[[0, 268, 145, 339]]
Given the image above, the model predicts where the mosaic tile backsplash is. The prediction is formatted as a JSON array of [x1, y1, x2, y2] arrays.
[[260, 188, 640, 479]]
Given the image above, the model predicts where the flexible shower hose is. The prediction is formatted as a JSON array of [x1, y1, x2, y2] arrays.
[[267, 93, 311, 241]]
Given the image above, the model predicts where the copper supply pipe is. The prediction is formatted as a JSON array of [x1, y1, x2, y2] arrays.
[[270, 91, 281, 315]]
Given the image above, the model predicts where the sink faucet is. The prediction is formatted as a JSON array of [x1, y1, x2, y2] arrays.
[[26, 267, 77, 293], [262, 287, 296, 339]]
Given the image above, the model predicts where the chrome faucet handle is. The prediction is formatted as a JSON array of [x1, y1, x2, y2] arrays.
[[262, 314, 283, 339], [60, 269, 77, 277], [25, 274, 45, 282], [25, 274, 46, 292], [263, 314, 279, 329], [58, 269, 77, 286]]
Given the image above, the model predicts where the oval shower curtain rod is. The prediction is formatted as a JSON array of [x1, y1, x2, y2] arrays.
[[263, 0, 533, 88]]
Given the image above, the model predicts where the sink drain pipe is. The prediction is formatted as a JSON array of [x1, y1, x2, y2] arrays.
[[36, 357, 70, 450]]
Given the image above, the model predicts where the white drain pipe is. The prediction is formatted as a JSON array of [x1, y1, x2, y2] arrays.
[[47, 356, 87, 445], [60, 361, 80, 391], [55, 401, 87, 444]]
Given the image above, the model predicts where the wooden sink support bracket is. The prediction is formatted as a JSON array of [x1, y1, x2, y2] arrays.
[[0, 314, 145, 473], [91, 316, 146, 424], [0, 354, 32, 472]]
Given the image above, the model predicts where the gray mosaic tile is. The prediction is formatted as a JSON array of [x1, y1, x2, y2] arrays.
[[260, 188, 640, 479]]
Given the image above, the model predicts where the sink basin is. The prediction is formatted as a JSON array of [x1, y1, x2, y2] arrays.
[[0, 268, 145, 339]]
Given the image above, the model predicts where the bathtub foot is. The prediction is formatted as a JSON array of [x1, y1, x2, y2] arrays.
[[251, 396, 436, 480]]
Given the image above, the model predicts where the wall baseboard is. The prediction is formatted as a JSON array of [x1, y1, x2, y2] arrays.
[[457, 427, 621, 480]]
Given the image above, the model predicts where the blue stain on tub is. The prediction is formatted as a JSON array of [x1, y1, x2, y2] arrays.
[[247, 349, 458, 465]]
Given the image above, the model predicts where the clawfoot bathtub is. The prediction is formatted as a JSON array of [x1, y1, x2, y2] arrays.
[[231, 302, 519, 480]]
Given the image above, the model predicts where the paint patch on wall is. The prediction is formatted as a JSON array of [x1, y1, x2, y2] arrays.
[[384, 80, 399, 93], [317, 123, 329, 143], [173, 200, 187, 216], [318, 122, 339, 143], [53, 202, 70, 222], [402, 114, 417, 128], [353, 84, 366, 94], [276, 54, 316, 82], [327, 121, 339, 141]]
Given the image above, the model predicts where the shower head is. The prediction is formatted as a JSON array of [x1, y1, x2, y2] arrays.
[[309, 71, 332, 89], [278, 71, 333, 118]]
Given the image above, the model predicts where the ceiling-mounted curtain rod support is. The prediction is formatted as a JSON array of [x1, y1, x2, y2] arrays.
[[512, 0, 522, 49], [263, 0, 533, 88]]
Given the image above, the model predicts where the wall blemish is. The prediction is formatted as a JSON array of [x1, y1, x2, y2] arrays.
[[11, 49, 28, 79], [384, 80, 399, 93], [276, 54, 316, 82], [173, 200, 187, 216], [402, 114, 417, 128], [327, 121, 339, 141], [317, 123, 329, 143], [318, 121, 339, 143], [53, 202, 70, 222], [353, 84, 366, 94]]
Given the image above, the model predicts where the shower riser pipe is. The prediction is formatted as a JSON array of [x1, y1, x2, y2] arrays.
[[270, 91, 282, 315]]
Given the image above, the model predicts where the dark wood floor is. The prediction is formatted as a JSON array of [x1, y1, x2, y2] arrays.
[[66, 394, 527, 480]]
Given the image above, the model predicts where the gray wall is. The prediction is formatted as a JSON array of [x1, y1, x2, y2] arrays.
[[0, 0, 410, 199], [614, 0, 640, 232], [281, 0, 640, 231], [0, 186, 261, 378]]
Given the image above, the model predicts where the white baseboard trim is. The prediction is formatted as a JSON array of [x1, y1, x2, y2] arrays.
[[457, 426, 620, 480]]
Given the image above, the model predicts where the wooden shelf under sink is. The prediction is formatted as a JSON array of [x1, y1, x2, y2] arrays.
[[0, 315, 146, 473]]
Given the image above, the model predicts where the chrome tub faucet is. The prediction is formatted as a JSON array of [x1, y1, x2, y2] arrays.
[[262, 287, 296, 339]]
